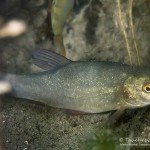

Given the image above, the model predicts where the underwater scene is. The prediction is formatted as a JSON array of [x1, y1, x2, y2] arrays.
[[0, 0, 150, 150]]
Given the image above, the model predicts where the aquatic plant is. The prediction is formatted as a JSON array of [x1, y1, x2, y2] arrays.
[[83, 128, 126, 150]]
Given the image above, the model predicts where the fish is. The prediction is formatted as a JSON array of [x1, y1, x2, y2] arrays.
[[51, 0, 74, 56], [0, 49, 150, 122]]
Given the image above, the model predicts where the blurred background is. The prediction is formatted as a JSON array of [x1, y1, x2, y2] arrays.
[[0, 0, 149, 149]]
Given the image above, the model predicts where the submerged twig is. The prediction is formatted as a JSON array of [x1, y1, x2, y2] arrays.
[[128, 0, 141, 66], [116, 0, 132, 65]]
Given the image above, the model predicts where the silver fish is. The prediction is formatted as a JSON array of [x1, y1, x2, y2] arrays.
[[1, 49, 150, 117], [51, 0, 74, 56]]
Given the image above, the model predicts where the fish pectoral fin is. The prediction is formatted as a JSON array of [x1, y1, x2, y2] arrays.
[[32, 48, 72, 70], [108, 107, 126, 125]]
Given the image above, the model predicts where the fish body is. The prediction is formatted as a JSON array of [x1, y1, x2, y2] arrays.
[[5, 62, 128, 113], [2, 49, 150, 114], [51, 0, 74, 56], [51, 0, 74, 35]]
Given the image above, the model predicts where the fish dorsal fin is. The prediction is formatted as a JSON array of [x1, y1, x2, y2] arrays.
[[32, 49, 72, 70]]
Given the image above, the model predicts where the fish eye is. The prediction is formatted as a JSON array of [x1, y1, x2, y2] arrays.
[[142, 83, 150, 93]]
